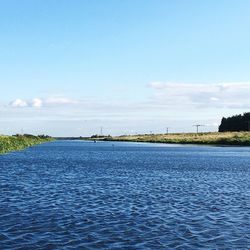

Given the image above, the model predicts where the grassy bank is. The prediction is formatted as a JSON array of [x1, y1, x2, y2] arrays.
[[0, 135, 53, 154], [100, 132, 250, 146]]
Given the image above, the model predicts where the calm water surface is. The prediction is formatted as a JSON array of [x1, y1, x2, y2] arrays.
[[0, 140, 249, 249]]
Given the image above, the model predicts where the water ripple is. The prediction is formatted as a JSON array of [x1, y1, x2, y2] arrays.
[[0, 141, 250, 249]]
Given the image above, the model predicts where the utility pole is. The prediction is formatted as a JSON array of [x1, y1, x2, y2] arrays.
[[100, 126, 103, 136], [193, 124, 204, 133], [166, 127, 170, 134]]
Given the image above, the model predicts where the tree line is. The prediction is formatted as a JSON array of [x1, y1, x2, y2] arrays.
[[219, 112, 250, 132]]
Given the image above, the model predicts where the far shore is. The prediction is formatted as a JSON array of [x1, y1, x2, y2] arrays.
[[87, 132, 250, 146]]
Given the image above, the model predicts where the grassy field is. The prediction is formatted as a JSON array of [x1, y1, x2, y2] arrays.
[[0, 135, 53, 154], [100, 132, 250, 146]]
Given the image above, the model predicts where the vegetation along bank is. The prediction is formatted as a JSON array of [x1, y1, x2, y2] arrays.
[[0, 135, 53, 154], [98, 132, 250, 146]]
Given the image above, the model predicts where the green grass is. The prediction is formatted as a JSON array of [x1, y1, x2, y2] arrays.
[[101, 132, 250, 146], [0, 135, 54, 154]]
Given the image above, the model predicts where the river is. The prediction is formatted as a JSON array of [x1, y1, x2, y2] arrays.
[[0, 140, 249, 249]]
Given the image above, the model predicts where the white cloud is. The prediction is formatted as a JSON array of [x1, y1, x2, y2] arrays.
[[10, 99, 28, 108], [45, 97, 78, 105], [210, 97, 219, 101], [9, 96, 78, 108], [148, 82, 250, 109], [10, 98, 43, 108], [31, 98, 43, 108]]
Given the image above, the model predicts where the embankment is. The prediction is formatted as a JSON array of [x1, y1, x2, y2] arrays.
[[101, 132, 250, 146], [0, 135, 53, 154]]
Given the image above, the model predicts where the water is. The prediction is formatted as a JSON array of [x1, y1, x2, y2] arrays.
[[0, 140, 249, 249]]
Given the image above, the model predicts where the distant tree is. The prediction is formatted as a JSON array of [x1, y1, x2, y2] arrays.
[[38, 134, 51, 138], [219, 112, 250, 132]]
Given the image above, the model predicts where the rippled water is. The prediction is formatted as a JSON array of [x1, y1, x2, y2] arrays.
[[0, 140, 250, 249]]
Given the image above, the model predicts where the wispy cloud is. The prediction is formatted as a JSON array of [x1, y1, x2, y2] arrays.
[[45, 97, 78, 105], [6, 82, 250, 135], [9, 82, 250, 112], [148, 82, 250, 109]]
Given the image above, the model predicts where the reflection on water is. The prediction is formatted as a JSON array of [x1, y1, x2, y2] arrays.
[[0, 141, 249, 249]]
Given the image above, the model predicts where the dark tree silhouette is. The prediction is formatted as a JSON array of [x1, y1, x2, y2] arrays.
[[219, 112, 250, 132]]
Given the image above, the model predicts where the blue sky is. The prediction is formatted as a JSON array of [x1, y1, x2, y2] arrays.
[[1, 0, 250, 136]]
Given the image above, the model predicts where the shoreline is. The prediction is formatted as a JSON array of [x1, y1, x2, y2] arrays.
[[104, 139, 250, 147], [87, 132, 250, 147]]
